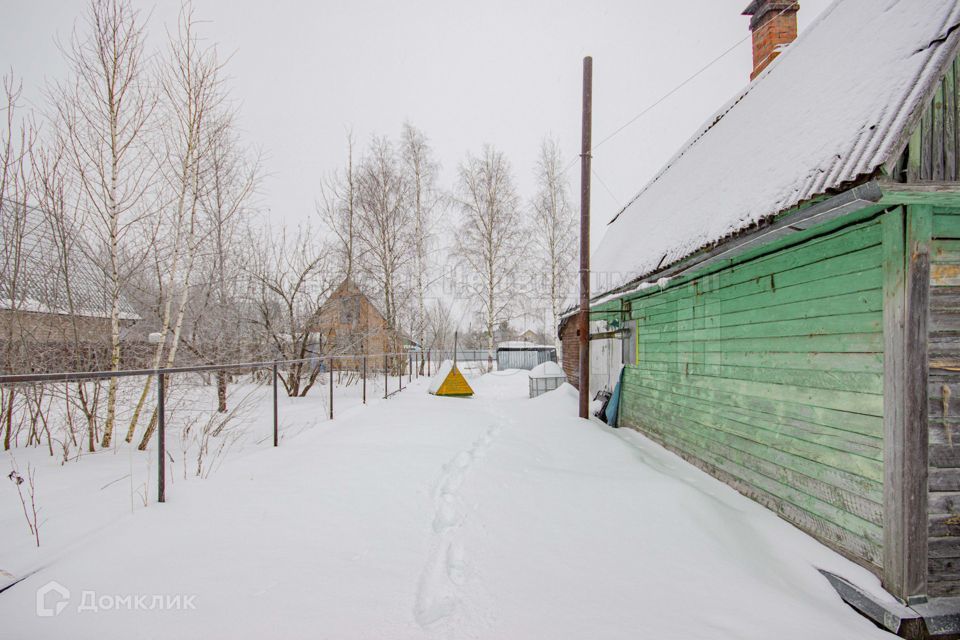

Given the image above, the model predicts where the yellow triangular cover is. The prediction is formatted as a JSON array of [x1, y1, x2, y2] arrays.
[[434, 365, 474, 397]]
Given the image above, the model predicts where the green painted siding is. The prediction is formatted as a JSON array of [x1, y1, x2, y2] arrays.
[[620, 217, 886, 570], [928, 208, 960, 597]]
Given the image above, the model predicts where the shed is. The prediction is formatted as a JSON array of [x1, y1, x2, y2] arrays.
[[495, 342, 558, 371], [564, 0, 960, 622]]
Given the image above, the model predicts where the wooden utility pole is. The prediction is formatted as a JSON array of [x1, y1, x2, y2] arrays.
[[578, 56, 593, 419]]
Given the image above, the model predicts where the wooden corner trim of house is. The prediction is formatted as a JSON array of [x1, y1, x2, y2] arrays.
[[882, 204, 932, 604]]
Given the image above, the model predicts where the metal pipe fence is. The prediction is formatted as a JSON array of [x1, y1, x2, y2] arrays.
[[0, 350, 433, 504]]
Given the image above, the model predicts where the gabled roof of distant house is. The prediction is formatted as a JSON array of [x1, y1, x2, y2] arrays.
[[0, 202, 139, 321], [318, 276, 383, 320], [317, 276, 415, 343], [592, 0, 960, 301]]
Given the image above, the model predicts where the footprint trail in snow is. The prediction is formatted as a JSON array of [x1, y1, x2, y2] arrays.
[[413, 406, 506, 632]]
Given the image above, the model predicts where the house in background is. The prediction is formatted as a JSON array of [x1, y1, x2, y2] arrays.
[[0, 203, 140, 372], [562, 0, 960, 632], [517, 328, 540, 343], [310, 277, 404, 366]]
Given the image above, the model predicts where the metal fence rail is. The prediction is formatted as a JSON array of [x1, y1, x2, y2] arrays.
[[0, 350, 436, 504]]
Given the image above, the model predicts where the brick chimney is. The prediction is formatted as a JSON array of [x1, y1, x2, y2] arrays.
[[743, 1, 799, 80]]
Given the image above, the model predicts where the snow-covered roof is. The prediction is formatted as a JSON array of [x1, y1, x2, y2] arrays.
[[529, 361, 565, 379], [0, 202, 139, 321], [496, 341, 556, 350], [593, 0, 960, 299]]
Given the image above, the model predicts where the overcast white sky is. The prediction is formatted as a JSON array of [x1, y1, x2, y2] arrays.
[[2, 0, 832, 248]]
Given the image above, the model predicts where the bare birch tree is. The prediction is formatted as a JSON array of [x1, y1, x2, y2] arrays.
[[183, 112, 260, 412], [32, 133, 108, 452], [133, 4, 226, 450], [355, 136, 412, 332], [530, 137, 576, 345], [54, 0, 157, 448], [400, 122, 439, 371], [0, 73, 35, 449], [423, 299, 455, 353], [249, 224, 334, 397], [317, 130, 359, 279], [454, 145, 523, 359]]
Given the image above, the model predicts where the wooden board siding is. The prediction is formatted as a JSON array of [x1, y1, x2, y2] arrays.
[[559, 318, 579, 389], [619, 217, 887, 572], [905, 54, 960, 183], [929, 208, 960, 597]]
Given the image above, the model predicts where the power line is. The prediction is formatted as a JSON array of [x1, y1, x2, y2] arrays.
[[562, 3, 796, 176], [591, 168, 618, 206], [590, 36, 749, 153]]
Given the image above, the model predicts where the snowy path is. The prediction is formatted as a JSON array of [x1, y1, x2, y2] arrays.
[[2, 371, 894, 639]]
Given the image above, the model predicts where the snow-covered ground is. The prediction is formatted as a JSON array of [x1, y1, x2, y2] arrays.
[[1, 368, 894, 638]]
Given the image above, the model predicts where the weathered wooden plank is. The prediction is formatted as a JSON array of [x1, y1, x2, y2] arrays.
[[641, 350, 883, 374], [931, 444, 960, 469], [945, 62, 957, 181], [929, 335, 960, 360], [623, 382, 884, 470], [930, 467, 960, 491], [642, 286, 883, 332], [623, 420, 883, 568], [934, 213, 960, 239], [921, 90, 934, 182], [932, 263, 960, 286], [633, 245, 883, 315], [929, 536, 960, 559], [627, 365, 883, 416], [641, 332, 884, 355], [929, 555, 960, 575], [932, 240, 960, 263], [907, 119, 923, 183], [639, 360, 883, 394], [933, 82, 946, 181], [929, 513, 960, 538], [624, 369, 883, 436], [926, 424, 960, 449], [624, 402, 884, 525], [630, 224, 882, 316], [930, 291, 960, 313], [956, 56, 960, 180], [639, 265, 883, 329], [639, 313, 882, 345], [930, 311, 960, 334], [900, 205, 932, 598], [929, 580, 960, 597], [930, 302, 960, 321], [883, 208, 909, 598], [624, 402, 885, 533]]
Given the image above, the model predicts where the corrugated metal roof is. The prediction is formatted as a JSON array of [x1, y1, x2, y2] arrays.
[[593, 0, 960, 300], [0, 202, 139, 320]]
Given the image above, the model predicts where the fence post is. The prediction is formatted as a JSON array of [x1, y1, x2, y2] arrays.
[[384, 353, 388, 399], [409, 352, 412, 383], [399, 353, 403, 391], [157, 372, 166, 503], [428, 350, 431, 376], [273, 362, 278, 447], [362, 355, 367, 404], [329, 358, 334, 420]]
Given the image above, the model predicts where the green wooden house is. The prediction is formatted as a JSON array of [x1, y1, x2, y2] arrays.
[[572, 0, 960, 621]]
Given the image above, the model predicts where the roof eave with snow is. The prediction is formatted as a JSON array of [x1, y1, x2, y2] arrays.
[[590, 0, 960, 304]]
